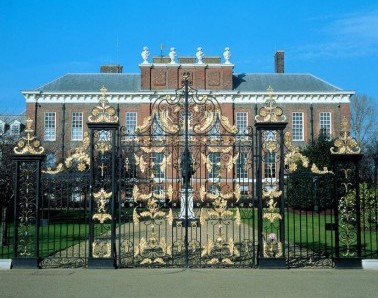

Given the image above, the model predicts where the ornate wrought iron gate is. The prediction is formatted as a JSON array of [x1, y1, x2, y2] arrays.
[[117, 74, 257, 267], [9, 75, 368, 269]]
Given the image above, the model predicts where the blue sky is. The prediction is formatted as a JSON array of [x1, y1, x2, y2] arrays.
[[1, 0, 378, 114]]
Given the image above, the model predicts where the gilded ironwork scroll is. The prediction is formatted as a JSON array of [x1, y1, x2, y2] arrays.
[[132, 188, 173, 265], [88, 86, 119, 123], [255, 86, 287, 123], [13, 119, 44, 155], [331, 117, 361, 154], [15, 162, 39, 257], [87, 88, 119, 267]]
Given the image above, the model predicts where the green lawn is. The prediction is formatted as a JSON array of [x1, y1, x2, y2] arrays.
[[39, 223, 89, 258], [241, 209, 377, 258], [2, 209, 376, 260], [285, 211, 335, 255]]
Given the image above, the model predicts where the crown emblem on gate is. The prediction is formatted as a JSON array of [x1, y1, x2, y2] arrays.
[[88, 86, 119, 123]]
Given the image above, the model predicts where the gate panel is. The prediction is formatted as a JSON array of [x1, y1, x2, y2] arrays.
[[117, 75, 257, 268], [39, 170, 90, 268], [285, 170, 335, 268], [38, 133, 91, 268]]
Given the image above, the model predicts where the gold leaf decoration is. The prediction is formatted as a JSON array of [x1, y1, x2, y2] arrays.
[[88, 87, 119, 123], [235, 208, 241, 226], [208, 258, 220, 264], [43, 163, 64, 174], [133, 185, 139, 202], [167, 209, 173, 225], [92, 188, 112, 223], [133, 208, 140, 224], [201, 153, 213, 172], [234, 184, 241, 202], [13, 119, 45, 155], [135, 115, 152, 134], [331, 116, 361, 154], [201, 239, 214, 257], [134, 154, 147, 173], [263, 188, 282, 199], [160, 153, 171, 172], [221, 258, 234, 265], [199, 185, 206, 202], [263, 198, 282, 223], [159, 110, 179, 133], [255, 86, 287, 123], [92, 240, 111, 258], [228, 238, 240, 257], [140, 258, 152, 265], [166, 185, 173, 202], [193, 110, 214, 133], [200, 208, 207, 225], [92, 213, 112, 224], [141, 146, 165, 153], [208, 146, 233, 153], [219, 114, 238, 133], [311, 163, 334, 175]]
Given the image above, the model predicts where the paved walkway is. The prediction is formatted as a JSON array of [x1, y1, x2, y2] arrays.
[[0, 268, 377, 298]]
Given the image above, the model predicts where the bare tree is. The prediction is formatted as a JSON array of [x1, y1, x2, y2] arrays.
[[350, 94, 377, 147]]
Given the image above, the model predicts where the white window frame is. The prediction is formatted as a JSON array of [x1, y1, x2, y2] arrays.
[[125, 112, 137, 140], [292, 112, 304, 141], [236, 112, 248, 138], [71, 112, 83, 141], [10, 120, 21, 137], [44, 112, 56, 141], [320, 112, 332, 137]]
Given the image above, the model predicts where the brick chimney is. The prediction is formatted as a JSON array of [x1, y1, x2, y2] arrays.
[[274, 51, 284, 73], [100, 64, 123, 73]]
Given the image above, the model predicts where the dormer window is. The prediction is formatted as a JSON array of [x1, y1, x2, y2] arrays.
[[10, 120, 21, 137]]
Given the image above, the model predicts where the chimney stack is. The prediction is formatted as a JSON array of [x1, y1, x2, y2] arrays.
[[274, 51, 284, 73], [100, 64, 123, 73]]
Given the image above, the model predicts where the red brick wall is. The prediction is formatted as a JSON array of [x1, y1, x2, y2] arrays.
[[140, 64, 233, 90]]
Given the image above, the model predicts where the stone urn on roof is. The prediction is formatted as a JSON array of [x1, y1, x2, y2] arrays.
[[196, 47, 204, 64], [141, 46, 150, 64]]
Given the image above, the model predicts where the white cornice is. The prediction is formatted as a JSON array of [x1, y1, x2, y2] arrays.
[[23, 90, 353, 104]]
